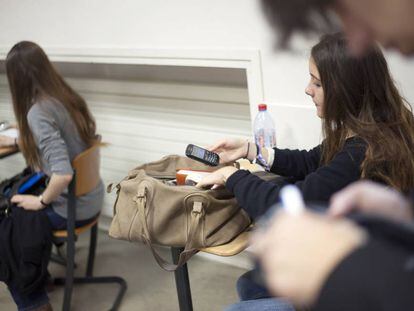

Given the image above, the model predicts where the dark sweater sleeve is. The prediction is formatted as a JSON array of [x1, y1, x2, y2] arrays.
[[226, 140, 366, 219], [313, 238, 414, 311], [271, 145, 322, 178]]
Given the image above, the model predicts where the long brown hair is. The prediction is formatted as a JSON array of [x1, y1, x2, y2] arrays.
[[5, 41, 96, 169], [312, 33, 414, 192]]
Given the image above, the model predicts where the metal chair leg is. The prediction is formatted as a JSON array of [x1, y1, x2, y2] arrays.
[[50, 241, 78, 269], [171, 247, 193, 311], [54, 216, 127, 310], [62, 276, 127, 311], [60, 177, 77, 311], [61, 228, 76, 311], [54, 275, 127, 311], [86, 223, 98, 277], [50, 252, 68, 267]]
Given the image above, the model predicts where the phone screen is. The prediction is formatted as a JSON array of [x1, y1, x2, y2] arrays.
[[192, 146, 206, 159]]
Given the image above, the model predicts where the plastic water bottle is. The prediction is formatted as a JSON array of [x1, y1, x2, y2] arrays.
[[253, 103, 276, 148]]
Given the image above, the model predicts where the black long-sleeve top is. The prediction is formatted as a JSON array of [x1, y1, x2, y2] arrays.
[[313, 194, 414, 311], [314, 237, 414, 311], [226, 137, 367, 219]]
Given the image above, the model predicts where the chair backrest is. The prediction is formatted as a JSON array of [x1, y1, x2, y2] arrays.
[[72, 143, 101, 197]]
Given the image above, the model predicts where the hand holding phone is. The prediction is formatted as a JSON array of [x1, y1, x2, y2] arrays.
[[185, 144, 220, 166]]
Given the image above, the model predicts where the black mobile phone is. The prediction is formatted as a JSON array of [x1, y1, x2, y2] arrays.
[[185, 144, 220, 166]]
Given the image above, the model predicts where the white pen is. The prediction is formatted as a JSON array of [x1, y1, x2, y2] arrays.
[[279, 185, 306, 215]]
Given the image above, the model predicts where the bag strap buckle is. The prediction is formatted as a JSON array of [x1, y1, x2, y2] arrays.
[[134, 188, 147, 204], [192, 201, 203, 214]]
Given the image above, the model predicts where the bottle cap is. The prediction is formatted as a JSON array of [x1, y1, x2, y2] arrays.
[[258, 104, 267, 111]]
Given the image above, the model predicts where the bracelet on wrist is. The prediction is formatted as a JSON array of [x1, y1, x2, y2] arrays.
[[38, 195, 49, 207], [245, 141, 250, 159], [255, 143, 270, 171]]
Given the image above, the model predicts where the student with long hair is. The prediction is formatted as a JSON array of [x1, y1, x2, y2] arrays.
[[197, 32, 414, 310], [198, 32, 414, 216], [0, 41, 104, 311]]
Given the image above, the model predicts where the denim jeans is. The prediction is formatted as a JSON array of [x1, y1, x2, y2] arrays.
[[44, 206, 98, 230], [224, 298, 296, 311], [230, 269, 295, 311], [8, 285, 49, 311], [237, 269, 272, 300], [8, 207, 98, 310]]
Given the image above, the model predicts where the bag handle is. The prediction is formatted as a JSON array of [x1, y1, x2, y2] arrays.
[[106, 183, 119, 193], [134, 187, 203, 271], [107, 171, 136, 194]]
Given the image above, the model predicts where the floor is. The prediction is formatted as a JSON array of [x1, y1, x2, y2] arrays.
[[0, 228, 248, 311]]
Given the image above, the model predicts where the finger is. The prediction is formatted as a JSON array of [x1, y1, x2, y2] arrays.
[[208, 139, 227, 152], [196, 179, 213, 189], [11, 195, 23, 203], [197, 171, 224, 188], [13, 200, 25, 208], [197, 179, 218, 189], [211, 184, 224, 190], [328, 188, 357, 217], [218, 152, 231, 164]]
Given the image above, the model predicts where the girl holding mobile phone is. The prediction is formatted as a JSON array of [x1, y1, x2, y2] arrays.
[[198, 33, 414, 310]]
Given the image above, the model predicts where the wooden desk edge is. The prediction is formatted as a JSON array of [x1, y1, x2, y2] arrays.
[[0, 146, 19, 159]]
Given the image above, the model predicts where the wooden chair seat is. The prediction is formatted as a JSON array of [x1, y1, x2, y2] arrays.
[[53, 218, 99, 238], [200, 229, 251, 256]]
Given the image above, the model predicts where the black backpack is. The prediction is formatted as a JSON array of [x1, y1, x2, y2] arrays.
[[0, 168, 48, 218], [0, 168, 51, 294]]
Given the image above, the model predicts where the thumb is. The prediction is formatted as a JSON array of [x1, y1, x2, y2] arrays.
[[196, 178, 212, 189], [208, 139, 227, 152], [328, 195, 355, 218], [218, 152, 231, 164], [11, 195, 23, 203]]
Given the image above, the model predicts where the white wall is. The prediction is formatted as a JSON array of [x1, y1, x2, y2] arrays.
[[2, 0, 414, 148], [2, 0, 414, 150]]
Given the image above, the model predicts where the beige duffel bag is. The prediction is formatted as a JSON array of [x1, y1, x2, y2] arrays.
[[107, 155, 251, 271]]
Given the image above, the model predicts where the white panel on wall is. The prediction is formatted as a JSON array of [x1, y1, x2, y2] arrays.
[[66, 76, 252, 217]]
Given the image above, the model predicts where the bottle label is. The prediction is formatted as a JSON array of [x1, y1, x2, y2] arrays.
[[255, 128, 276, 148]]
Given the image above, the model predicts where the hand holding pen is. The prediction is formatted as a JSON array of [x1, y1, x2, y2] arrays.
[[251, 185, 367, 307]]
